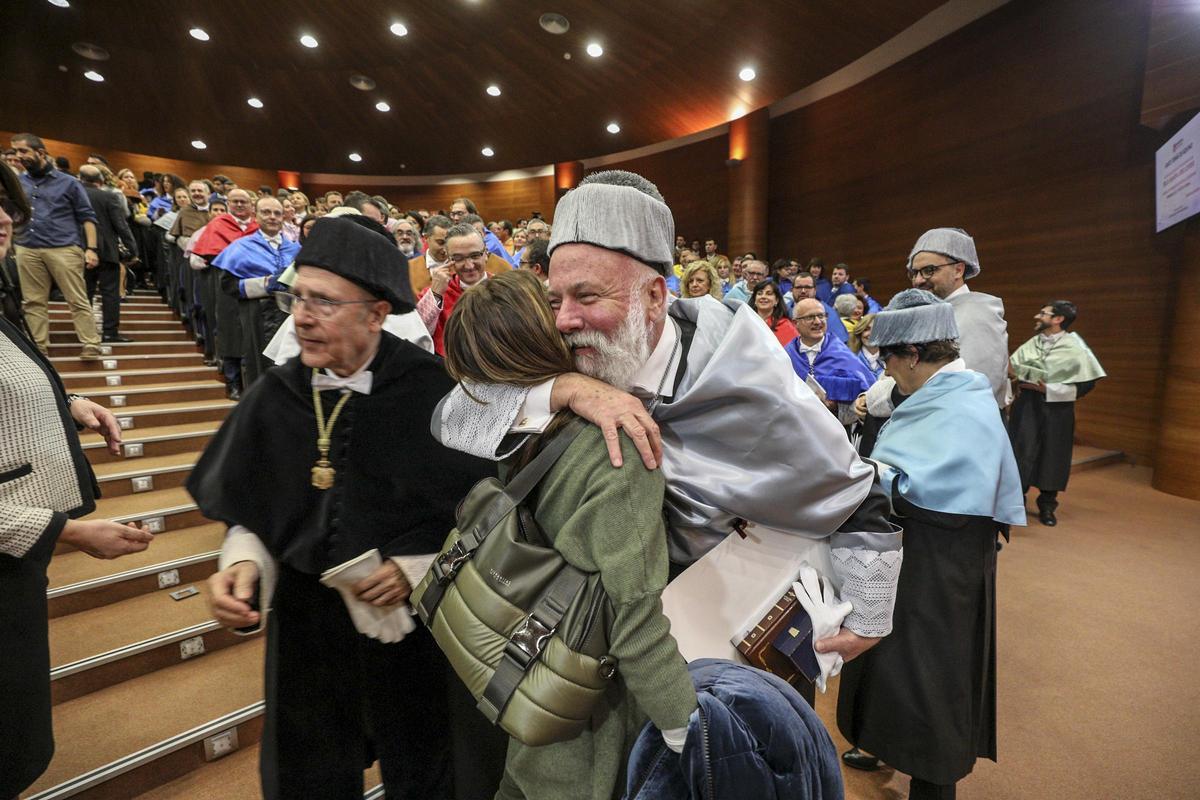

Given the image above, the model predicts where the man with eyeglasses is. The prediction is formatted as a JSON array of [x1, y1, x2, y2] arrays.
[[786, 298, 878, 424], [451, 197, 518, 267], [190, 216, 495, 800], [406, 214, 453, 296], [416, 223, 507, 354], [520, 237, 551, 285], [785, 273, 850, 343], [861, 228, 1012, 423], [723, 258, 769, 304], [211, 197, 300, 389]]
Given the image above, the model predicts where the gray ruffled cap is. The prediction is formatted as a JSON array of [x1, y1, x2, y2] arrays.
[[547, 170, 675, 274], [907, 227, 980, 279], [870, 288, 960, 348]]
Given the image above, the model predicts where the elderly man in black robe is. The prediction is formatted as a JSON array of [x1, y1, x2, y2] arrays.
[[187, 216, 493, 800]]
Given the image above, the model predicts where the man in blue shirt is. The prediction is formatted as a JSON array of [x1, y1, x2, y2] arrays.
[[10, 133, 102, 358], [449, 197, 518, 266]]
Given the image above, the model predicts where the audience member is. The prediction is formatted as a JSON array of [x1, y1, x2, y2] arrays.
[[834, 293, 859, 332], [724, 258, 768, 303], [681, 259, 722, 300], [393, 217, 419, 258], [9, 133, 102, 358], [1007, 300, 1106, 526], [450, 197, 517, 265], [830, 263, 855, 299], [407, 214, 453, 296], [417, 222, 505, 354], [854, 277, 882, 313], [786, 298, 877, 423], [211, 197, 298, 388], [79, 165, 137, 343], [751, 278, 798, 346], [808, 257, 833, 303], [703, 237, 726, 266], [849, 313, 884, 379], [785, 273, 849, 343], [837, 288, 1024, 800], [520, 237, 551, 284]]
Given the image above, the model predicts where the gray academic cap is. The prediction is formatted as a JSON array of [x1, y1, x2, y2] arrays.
[[547, 170, 674, 275], [906, 227, 980, 280], [870, 288, 960, 348]]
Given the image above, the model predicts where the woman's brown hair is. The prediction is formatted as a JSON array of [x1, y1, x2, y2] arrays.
[[443, 270, 576, 469]]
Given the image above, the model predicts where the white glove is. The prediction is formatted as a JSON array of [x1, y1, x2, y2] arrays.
[[320, 549, 415, 644], [792, 564, 853, 693]]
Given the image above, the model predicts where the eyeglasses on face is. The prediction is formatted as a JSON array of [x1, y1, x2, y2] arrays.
[[448, 250, 487, 265], [795, 313, 827, 323], [275, 291, 377, 318], [907, 261, 958, 280]]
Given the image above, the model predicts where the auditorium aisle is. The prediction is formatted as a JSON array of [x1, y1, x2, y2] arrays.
[[22, 291, 381, 799]]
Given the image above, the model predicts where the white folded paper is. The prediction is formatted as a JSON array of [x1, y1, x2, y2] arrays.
[[319, 549, 416, 644], [660, 524, 834, 664]]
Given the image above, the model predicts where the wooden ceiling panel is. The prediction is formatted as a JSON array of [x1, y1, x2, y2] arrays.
[[1, 0, 943, 174]]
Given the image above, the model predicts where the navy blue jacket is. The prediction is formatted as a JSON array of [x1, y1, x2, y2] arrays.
[[624, 659, 843, 800]]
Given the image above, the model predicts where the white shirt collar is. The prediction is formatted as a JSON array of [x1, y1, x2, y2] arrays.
[[630, 316, 682, 400], [932, 358, 967, 378], [426, 252, 450, 270], [233, 214, 254, 231], [1039, 331, 1065, 343], [315, 341, 380, 395], [946, 283, 970, 301]]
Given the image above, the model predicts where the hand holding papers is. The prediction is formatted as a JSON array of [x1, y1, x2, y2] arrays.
[[320, 549, 416, 644]]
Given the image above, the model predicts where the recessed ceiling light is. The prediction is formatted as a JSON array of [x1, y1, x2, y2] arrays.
[[375, 101, 391, 112], [486, 84, 501, 97], [606, 122, 621, 134], [539, 12, 570, 34], [300, 34, 319, 48], [191, 140, 207, 150], [48, 0, 70, 7], [72, 42, 109, 60], [739, 66, 756, 82], [189, 27, 210, 42], [481, 147, 495, 157], [348, 152, 362, 162], [246, 97, 264, 109], [390, 22, 408, 37], [349, 74, 376, 91], [58, 64, 68, 72], [83, 70, 104, 82], [586, 42, 604, 58]]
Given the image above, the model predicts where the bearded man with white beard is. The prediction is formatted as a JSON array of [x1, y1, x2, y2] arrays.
[[432, 171, 904, 695]]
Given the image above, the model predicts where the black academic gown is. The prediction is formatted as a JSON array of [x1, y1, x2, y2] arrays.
[[187, 331, 500, 800], [1008, 381, 1095, 493], [836, 496, 999, 786]]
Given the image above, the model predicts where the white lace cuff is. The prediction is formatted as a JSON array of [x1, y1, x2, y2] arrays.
[[830, 546, 902, 638], [433, 382, 531, 460]]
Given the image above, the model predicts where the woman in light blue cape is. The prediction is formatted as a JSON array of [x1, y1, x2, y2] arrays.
[[836, 289, 1023, 800]]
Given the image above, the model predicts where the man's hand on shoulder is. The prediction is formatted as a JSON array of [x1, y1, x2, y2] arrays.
[[551, 373, 662, 470]]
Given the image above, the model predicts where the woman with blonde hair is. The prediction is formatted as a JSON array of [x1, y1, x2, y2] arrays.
[[680, 258, 722, 300], [442, 270, 698, 800], [848, 312, 884, 379]]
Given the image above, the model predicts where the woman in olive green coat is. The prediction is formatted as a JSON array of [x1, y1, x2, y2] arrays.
[[444, 271, 698, 800]]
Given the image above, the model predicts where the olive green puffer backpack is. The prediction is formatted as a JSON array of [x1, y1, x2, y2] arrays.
[[413, 421, 617, 746]]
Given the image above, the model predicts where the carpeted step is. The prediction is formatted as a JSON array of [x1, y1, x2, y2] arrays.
[[69, 381, 228, 408], [24, 639, 266, 798], [50, 351, 207, 372], [79, 421, 222, 464], [49, 341, 201, 357], [91, 399, 235, 433], [59, 365, 222, 390], [47, 522, 223, 618], [93, 451, 205, 498], [51, 329, 193, 344]]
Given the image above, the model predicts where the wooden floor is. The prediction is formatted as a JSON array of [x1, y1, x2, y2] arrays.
[[825, 463, 1200, 800]]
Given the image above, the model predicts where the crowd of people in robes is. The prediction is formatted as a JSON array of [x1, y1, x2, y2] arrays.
[[1, 127, 1113, 800]]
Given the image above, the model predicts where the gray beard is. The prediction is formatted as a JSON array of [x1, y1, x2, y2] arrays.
[[565, 302, 652, 392], [398, 242, 415, 257]]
